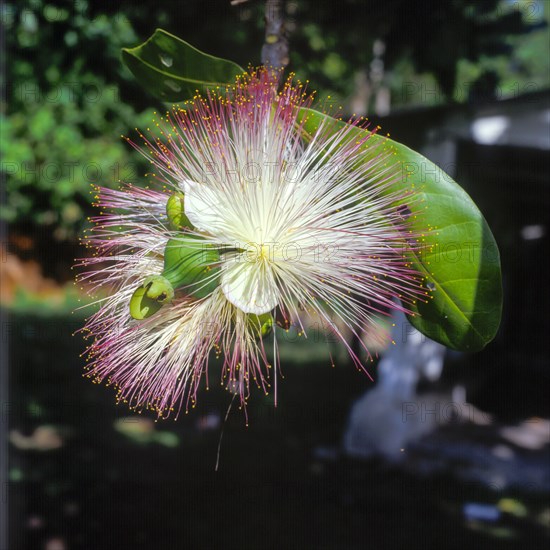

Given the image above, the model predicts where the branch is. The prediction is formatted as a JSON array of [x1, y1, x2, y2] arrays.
[[261, 0, 289, 68]]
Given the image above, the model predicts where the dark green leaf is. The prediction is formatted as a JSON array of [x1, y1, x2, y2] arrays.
[[122, 29, 244, 101], [298, 107, 502, 352]]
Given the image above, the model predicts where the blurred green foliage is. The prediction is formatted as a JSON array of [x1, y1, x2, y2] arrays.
[[8, 285, 91, 315], [290, 0, 548, 108], [2, 1, 160, 239], [2, 0, 547, 241], [1, 0, 266, 240]]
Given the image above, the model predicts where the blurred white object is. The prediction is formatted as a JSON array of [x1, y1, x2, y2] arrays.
[[344, 309, 446, 461], [521, 224, 546, 241], [500, 418, 550, 450], [471, 116, 509, 144]]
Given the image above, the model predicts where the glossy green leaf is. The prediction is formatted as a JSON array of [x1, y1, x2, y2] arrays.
[[298, 108, 502, 352], [122, 29, 244, 102]]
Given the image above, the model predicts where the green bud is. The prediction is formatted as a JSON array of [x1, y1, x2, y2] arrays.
[[162, 236, 221, 299], [248, 312, 274, 338], [166, 192, 193, 230], [129, 275, 174, 320], [129, 235, 221, 320]]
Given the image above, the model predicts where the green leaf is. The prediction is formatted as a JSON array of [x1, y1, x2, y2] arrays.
[[121, 29, 244, 101], [298, 108, 502, 352]]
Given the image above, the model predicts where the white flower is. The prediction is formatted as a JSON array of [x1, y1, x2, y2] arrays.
[[77, 69, 421, 419]]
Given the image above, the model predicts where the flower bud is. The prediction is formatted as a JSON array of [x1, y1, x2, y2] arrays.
[[166, 192, 193, 230], [129, 275, 174, 319], [129, 236, 221, 319], [162, 236, 221, 299], [248, 312, 274, 338]]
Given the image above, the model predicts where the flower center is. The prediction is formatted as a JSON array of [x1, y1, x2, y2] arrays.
[[258, 244, 270, 262]]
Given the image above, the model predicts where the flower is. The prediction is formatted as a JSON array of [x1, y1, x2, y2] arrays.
[[78, 69, 421, 419]]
